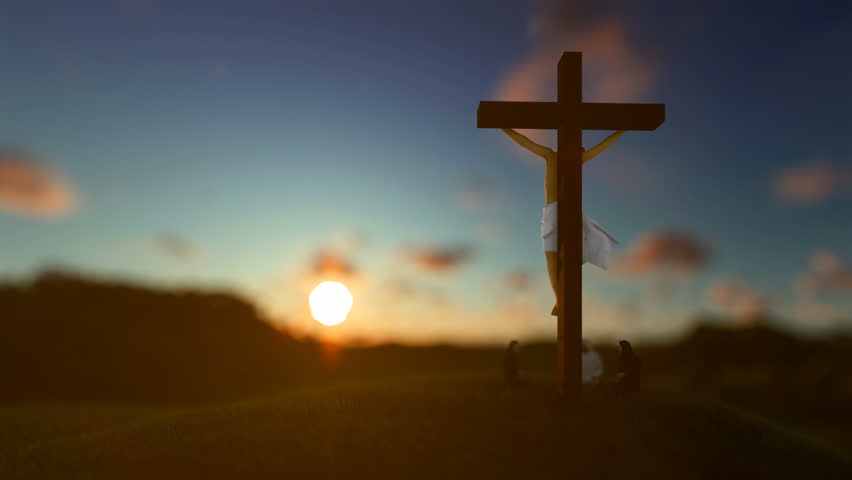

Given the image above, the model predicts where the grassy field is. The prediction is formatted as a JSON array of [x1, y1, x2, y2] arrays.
[[2, 371, 851, 479]]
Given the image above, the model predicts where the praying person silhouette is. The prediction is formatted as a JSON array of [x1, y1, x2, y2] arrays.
[[614, 339, 642, 396], [503, 340, 526, 387], [500, 128, 625, 315]]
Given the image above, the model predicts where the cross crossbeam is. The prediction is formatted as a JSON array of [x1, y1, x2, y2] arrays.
[[477, 102, 664, 130]]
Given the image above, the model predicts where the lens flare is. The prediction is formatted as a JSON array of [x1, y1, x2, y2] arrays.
[[309, 281, 353, 326]]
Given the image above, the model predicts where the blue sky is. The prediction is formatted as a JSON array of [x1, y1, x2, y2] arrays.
[[1, 0, 851, 344]]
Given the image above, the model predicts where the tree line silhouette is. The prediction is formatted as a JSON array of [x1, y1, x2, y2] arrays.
[[0, 270, 323, 402], [1, 270, 849, 407]]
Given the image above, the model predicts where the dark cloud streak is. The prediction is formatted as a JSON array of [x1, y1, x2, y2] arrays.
[[401, 245, 474, 273]]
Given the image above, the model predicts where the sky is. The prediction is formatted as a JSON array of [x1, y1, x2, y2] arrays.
[[1, 0, 851, 345]]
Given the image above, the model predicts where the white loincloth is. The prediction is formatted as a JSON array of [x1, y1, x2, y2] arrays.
[[541, 201, 619, 270], [582, 341, 604, 384]]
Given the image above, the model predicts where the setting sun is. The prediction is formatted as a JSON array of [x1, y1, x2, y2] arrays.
[[309, 281, 353, 326]]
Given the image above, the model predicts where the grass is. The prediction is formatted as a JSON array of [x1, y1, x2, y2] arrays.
[[1, 371, 851, 479]]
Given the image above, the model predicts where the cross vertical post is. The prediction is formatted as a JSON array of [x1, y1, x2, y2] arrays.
[[557, 52, 583, 402]]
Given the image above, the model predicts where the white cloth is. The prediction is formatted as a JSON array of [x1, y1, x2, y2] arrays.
[[541, 201, 619, 270], [541, 202, 559, 252], [582, 342, 604, 384]]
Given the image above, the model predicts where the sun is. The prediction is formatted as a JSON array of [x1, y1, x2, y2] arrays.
[[309, 281, 353, 326]]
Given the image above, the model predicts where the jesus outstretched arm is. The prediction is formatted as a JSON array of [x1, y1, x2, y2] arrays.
[[500, 128, 625, 163], [500, 128, 555, 160], [583, 130, 626, 163]]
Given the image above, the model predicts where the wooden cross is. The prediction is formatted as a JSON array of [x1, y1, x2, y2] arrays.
[[477, 52, 664, 403]]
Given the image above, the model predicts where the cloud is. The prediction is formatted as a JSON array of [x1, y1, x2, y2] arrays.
[[610, 230, 712, 276], [704, 279, 774, 324], [773, 162, 850, 205], [383, 276, 452, 313], [792, 300, 849, 327], [400, 245, 474, 273], [454, 176, 493, 212], [387, 276, 416, 300], [493, 0, 657, 148], [491, 0, 658, 150], [154, 233, 201, 261], [311, 249, 357, 278], [795, 249, 852, 297], [0, 150, 77, 217], [785, 250, 852, 328], [504, 269, 532, 291]]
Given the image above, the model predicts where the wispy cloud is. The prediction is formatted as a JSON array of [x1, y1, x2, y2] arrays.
[[704, 279, 775, 325], [454, 176, 493, 212], [386, 276, 416, 300], [792, 300, 849, 327], [610, 230, 712, 276], [154, 233, 201, 262], [795, 249, 852, 297], [504, 269, 532, 291], [496, 20, 654, 103], [493, 1, 657, 146], [778, 249, 852, 328], [773, 161, 851, 205], [311, 249, 358, 278], [0, 150, 78, 218], [400, 245, 474, 273]]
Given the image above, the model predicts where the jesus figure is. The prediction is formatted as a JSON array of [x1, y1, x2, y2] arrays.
[[500, 128, 626, 315]]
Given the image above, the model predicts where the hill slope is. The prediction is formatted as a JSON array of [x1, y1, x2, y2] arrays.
[[0, 271, 322, 401]]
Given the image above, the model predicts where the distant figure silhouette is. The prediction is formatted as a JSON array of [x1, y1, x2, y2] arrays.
[[614, 340, 641, 396], [503, 340, 526, 387]]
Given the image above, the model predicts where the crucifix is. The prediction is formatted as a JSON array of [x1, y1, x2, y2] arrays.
[[477, 52, 664, 403]]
